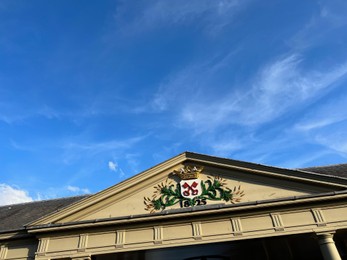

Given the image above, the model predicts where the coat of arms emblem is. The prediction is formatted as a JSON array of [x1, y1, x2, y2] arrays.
[[144, 165, 245, 213], [174, 166, 203, 199]]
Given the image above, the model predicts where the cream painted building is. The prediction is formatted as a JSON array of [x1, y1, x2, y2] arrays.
[[1, 152, 347, 260]]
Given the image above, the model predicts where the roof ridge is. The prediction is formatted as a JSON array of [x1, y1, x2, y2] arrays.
[[186, 151, 346, 178]]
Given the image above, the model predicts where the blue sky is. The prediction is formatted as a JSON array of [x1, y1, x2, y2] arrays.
[[1, 0, 347, 205]]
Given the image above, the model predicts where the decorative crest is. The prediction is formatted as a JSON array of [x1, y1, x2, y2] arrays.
[[144, 164, 245, 213], [173, 165, 204, 180]]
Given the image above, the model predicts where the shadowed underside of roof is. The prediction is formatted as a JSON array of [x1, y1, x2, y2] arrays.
[[0, 195, 90, 233]]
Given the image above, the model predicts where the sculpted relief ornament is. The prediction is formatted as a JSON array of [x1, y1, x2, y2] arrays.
[[144, 165, 245, 213]]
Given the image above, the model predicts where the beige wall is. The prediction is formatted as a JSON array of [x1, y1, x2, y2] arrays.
[[30, 202, 347, 260], [0, 238, 37, 260]]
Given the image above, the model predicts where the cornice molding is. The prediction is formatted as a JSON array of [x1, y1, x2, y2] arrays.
[[0, 230, 33, 241], [27, 191, 347, 234]]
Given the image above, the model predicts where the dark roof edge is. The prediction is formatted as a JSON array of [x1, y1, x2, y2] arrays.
[[184, 152, 347, 186], [299, 162, 347, 169], [23, 195, 92, 227], [0, 195, 91, 236]]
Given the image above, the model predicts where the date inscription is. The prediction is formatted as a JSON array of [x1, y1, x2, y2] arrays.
[[179, 198, 207, 208]]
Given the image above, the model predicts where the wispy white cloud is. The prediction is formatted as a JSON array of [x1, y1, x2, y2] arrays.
[[315, 133, 347, 155], [10, 139, 37, 152], [152, 49, 240, 113], [237, 55, 347, 124], [34, 185, 91, 200], [295, 119, 339, 132], [108, 161, 117, 172], [62, 135, 146, 164], [209, 138, 243, 157], [114, 0, 245, 36], [0, 101, 62, 125], [282, 150, 332, 169], [106, 160, 126, 178], [66, 185, 90, 194], [294, 93, 347, 132], [289, 1, 347, 50], [124, 153, 140, 173], [0, 101, 27, 124], [64, 136, 145, 153], [118, 168, 125, 177], [0, 184, 33, 206], [319, 1, 347, 27], [0, 86, 138, 124], [291, 91, 347, 161], [152, 64, 199, 112], [37, 105, 61, 119], [178, 55, 347, 131], [149, 51, 347, 161]]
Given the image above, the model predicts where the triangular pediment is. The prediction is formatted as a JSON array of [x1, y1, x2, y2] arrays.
[[29, 152, 347, 227]]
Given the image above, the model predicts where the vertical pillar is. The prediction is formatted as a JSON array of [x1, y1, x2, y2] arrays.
[[0, 245, 8, 260], [316, 232, 341, 260]]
